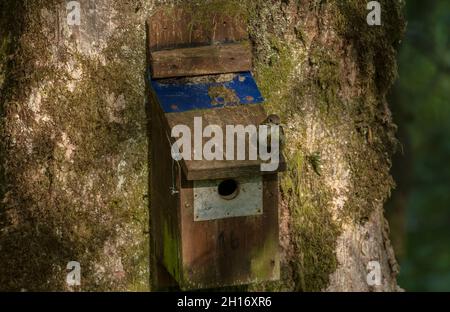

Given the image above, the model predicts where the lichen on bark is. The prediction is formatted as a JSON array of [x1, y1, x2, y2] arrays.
[[0, 0, 405, 291], [1, 0, 151, 291], [246, 0, 405, 291]]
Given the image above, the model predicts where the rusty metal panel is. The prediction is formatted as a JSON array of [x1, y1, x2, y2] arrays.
[[193, 176, 263, 221]]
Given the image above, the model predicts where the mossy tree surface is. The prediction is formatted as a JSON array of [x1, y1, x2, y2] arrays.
[[0, 0, 404, 291]]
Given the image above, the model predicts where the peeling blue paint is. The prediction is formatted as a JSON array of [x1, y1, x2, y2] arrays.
[[148, 71, 264, 113]]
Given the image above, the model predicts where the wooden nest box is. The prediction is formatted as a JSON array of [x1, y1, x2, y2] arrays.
[[146, 7, 285, 290]]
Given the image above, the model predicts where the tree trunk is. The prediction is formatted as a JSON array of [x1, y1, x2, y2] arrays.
[[0, 0, 405, 291]]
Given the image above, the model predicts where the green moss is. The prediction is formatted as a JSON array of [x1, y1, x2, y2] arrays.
[[162, 220, 180, 283], [334, 0, 405, 94], [306, 152, 322, 176], [1, 0, 404, 292], [247, 18, 341, 291], [282, 150, 341, 291], [0, 0, 150, 291], [0, 35, 10, 87], [249, 231, 280, 281], [328, 0, 404, 222], [247, 0, 404, 291], [309, 48, 341, 115], [119, 147, 149, 291], [249, 23, 343, 291], [341, 127, 396, 222], [255, 36, 297, 117]]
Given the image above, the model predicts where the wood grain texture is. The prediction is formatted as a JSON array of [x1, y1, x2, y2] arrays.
[[165, 105, 286, 181], [149, 87, 182, 289], [150, 42, 252, 78], [147, 7, 248, 52], [148, 7, 281, 289], [179, 174, 280, 289], [150, 92, 280, 289]]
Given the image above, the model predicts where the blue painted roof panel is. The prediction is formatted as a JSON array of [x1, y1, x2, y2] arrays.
[[149, 71, 264, 113]]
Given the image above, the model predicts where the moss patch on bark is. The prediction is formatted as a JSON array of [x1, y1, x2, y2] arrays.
[[0, 0, 150, 291], [0, 0, 404, 291]]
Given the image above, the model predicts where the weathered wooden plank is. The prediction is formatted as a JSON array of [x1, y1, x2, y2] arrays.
[[147, 7, 248, 52], [165, 105, 286, 180], [150, 42, 252, 79], [149, 87, 182, 289], [179, 174, 280, 289]]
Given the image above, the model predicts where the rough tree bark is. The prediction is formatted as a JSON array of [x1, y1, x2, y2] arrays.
[[0, 0, 405, 291]]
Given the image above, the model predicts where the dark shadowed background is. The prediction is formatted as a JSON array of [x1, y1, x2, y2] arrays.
[[387, 0, 450, 291]]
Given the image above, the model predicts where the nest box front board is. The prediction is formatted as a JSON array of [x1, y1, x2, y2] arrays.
[[147, 8, 284, 290]]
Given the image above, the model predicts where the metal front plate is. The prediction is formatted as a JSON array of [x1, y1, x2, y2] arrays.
[[193, 176, 263, 221]]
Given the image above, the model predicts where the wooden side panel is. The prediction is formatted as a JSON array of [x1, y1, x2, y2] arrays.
[[150, 42, 252, 79], [179, 174, 280, 289], [147, 7, 248, 51], [149, 88, 183, 288]]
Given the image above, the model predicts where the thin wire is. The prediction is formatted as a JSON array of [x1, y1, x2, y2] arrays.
[[164, 130, 181, 195]]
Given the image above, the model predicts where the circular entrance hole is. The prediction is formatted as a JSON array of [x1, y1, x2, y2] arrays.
[[218, 179, 239, 200]]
